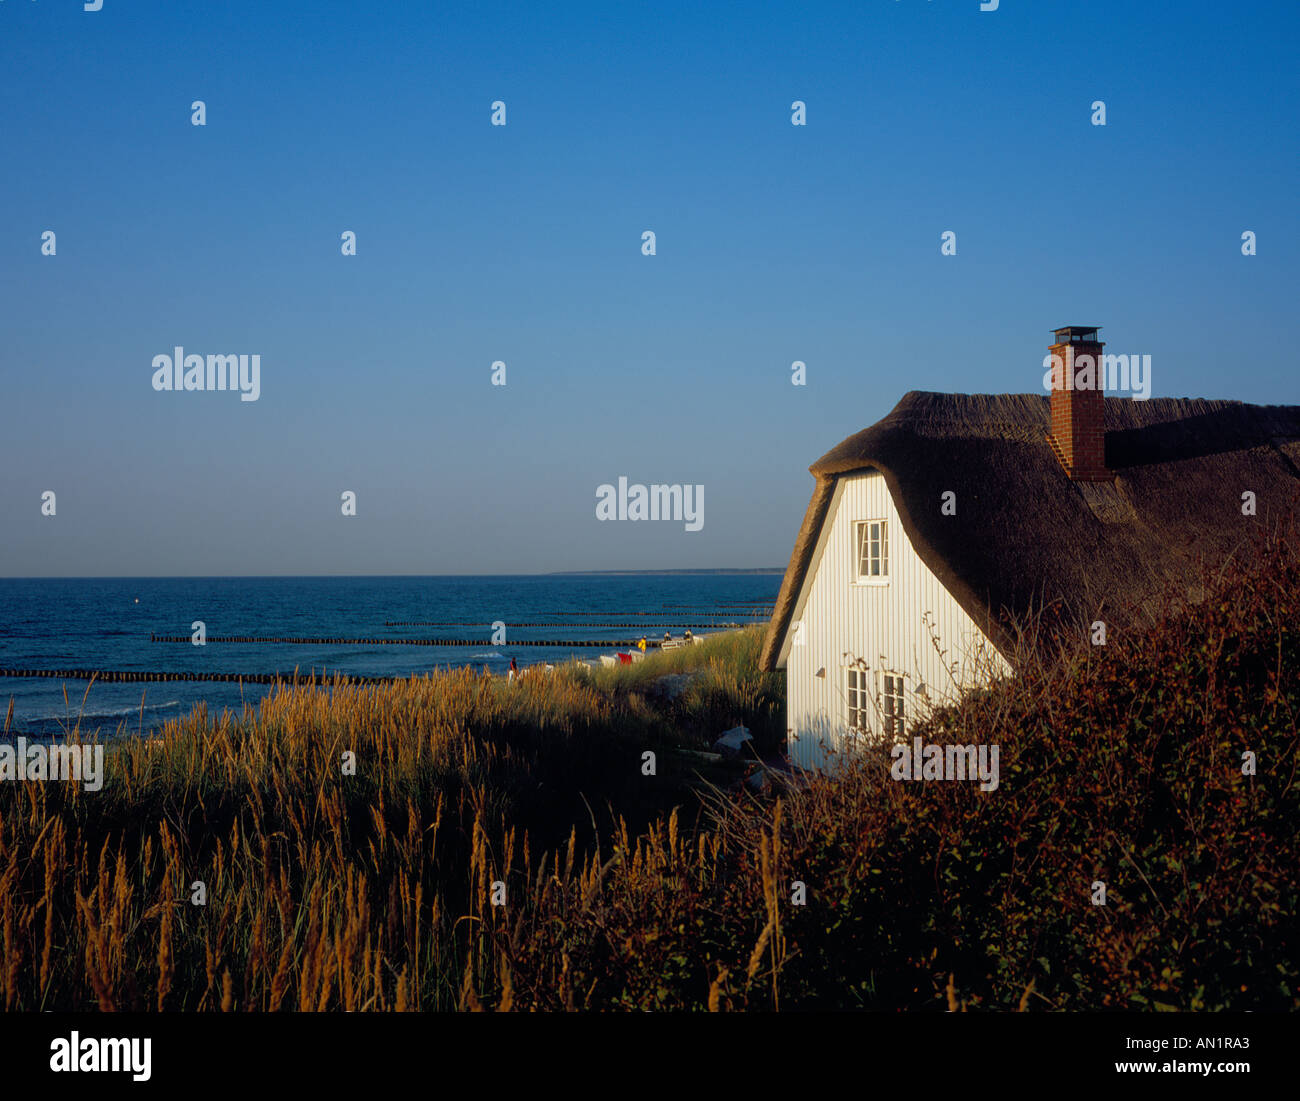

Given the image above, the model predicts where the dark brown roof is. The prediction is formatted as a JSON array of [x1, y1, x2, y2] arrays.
[[760, 392, 1300, 670]]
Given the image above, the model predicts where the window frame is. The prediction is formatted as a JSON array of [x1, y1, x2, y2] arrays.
[[846, 666, 870, 736], [879, 671, 906, 740], [854, 519, 890, 585]]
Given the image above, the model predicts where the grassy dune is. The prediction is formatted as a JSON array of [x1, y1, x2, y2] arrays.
[[0, 628, 782, 1010]]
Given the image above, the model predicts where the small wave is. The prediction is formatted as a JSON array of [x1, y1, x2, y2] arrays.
[[25, 700, 183, 722], [468, 652, 504, 660]]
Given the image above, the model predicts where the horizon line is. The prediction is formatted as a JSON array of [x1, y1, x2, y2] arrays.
[[0, 569, 787, 581]]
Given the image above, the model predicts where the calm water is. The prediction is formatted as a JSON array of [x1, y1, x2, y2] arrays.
[[0, 575, 779, 739]]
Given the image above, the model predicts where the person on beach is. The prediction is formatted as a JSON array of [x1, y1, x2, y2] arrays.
[[663, 631, 672, 643], [638, 636, 646, 652], [508, 656, 518, 682], [684, 629, 693, 642]]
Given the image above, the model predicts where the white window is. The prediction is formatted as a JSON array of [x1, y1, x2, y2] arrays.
[[846, 667, 870, 734], [855, 520, 889, 581], [880, 672, 905, 739]]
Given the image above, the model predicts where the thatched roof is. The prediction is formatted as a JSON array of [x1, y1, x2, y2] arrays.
[[760, 392, 1300, 671]]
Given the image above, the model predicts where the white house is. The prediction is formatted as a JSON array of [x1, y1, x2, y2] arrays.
[[762, 464, 1012, 773], [761, 327, 1300, 772]]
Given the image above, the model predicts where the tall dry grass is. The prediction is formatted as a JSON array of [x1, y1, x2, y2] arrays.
[[0, 629, 783, 1010]]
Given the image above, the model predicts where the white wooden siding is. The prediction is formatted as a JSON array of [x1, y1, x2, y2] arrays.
[[779, 470, 1012, 773]]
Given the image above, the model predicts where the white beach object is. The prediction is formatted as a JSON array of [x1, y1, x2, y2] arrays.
[[712, 725, 753, 758]]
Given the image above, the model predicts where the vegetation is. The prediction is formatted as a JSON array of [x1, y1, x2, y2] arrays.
[[0, 526, 1296, 1011]]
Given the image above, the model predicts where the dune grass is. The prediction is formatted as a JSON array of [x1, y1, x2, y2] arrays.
[[0, 627, 780, 1010], [579, 628, 785, 751]]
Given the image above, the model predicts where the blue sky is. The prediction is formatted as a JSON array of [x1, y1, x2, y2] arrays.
[[3, 0, 1297, 576]]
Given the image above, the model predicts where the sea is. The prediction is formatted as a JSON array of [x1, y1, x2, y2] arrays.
[[0, 574, 780, 740]]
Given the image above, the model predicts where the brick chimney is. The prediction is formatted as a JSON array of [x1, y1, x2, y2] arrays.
[[1047, 325, 1111, 481]]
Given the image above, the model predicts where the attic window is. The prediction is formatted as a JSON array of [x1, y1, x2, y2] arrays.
[[855, 520, 889, 582]]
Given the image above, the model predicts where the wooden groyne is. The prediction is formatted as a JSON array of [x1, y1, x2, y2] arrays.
[[670, 603, 769, 610], [4, 626, 740, 685], [0, 668, 395, 685], [392, 610, 765, 619], [378, 620, 748, 629], [149, 634, 664, 648]]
